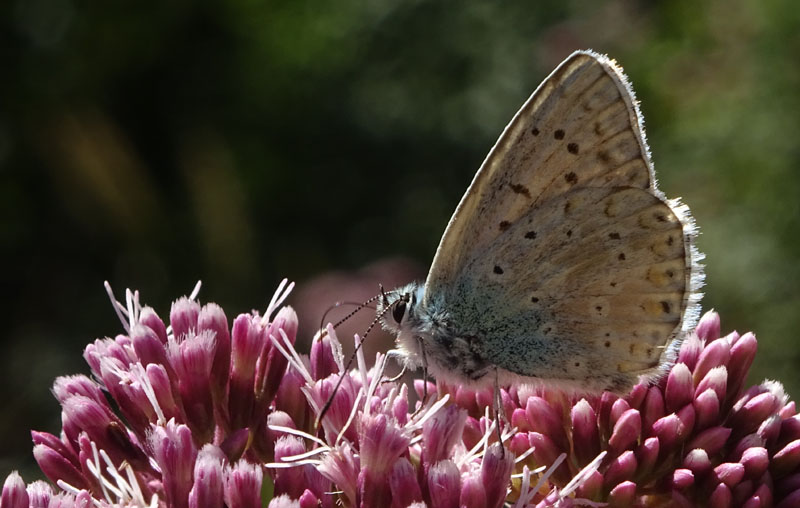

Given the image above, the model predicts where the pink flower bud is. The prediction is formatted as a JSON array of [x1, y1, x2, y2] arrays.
[[462, 416, 482, 450], [148, 421, 198, 507], [510, 433, 531, 458], [780, 415, 800, 445], [389, 458, 422, 508], [295, 490, 318, 508], [672, 468, 694, 490], [683, 448, 712, 475], [687, 426, 732, 456], [267, 494, 299, 508], [709, 482, 732, 508], [677, 333, 704, 371], [310, 333, 337, 381], [32, 443, 87, 491], [727, 332, 757, 399], [140, 306, 168, 343], [529, 433, 568, 484], [760, 414, 783, 446], [30, 431, 76, 466], [275, 367, 311, 432], [274, 436, 307, 499], [694, 388, 721, 430], [526, 397, 568, 452], [481, 443, 514, 508], [696, 366, 728, 404], [694, 339, 731, 384], [666, 363, 694, 413], [459, 474, 487, 508], [422, 405, 466, 466], [607, 480, 636, 507], [695, 311, 721, 343], [359, 414, 410, 507], [25, 480, 53, 507], [636, 437, 660, 476], [318, 444, 359, 506], [575, 470, 603, 500], [773, 439, 800, 477], [642, 387, 665, 435], [1, 472, 29, 508], [571, 399, 600, 466], [713, 462, 745, 488], [608, 409, 641, 455], [627, 382, 648, 409], [171, 297, 200, 339], [428, 460, 461, 508], [600, 392, 620, 438], [131, 324, 173, 377], [741, 447, 769, 479], [258, 307, 298, 406], [604, 450, 637, 488], [62, 394, 146, 468], [609, 399, 632, 429], [52, 375, 108, 409], [652, 414, 682, 452], [737, 392, 781, 434], [224, 460, 264, 508], [198, 303, 231, 395], [228, 314, 266, 429], [189, 445, 224, 508], [167, 329, 216, 440]]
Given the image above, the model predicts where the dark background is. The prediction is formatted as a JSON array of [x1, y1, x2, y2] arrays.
[[3, 0, 799, 481]]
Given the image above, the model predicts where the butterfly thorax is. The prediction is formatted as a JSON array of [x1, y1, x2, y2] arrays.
[[379, 282, 493, 385]]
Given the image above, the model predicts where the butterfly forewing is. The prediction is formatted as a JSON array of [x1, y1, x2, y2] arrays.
[[425, 51, 655, 300], [422, 50, 700, 390]]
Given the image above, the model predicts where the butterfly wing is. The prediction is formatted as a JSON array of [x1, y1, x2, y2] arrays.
[[423, 50, 702, 390]]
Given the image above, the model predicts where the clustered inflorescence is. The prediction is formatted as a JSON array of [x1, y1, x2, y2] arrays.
[[2, 281, 800, 508]]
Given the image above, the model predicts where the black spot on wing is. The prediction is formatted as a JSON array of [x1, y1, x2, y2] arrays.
[[493, 265, 504, 274], [554, 129, 565, 140], [525, 231, 537, 239], [510, 183, 532, 198], [565, 172, 578, 185], [567, 143, 579, 154], [499, 221, 511, 231], [531, 127, 540, 136]]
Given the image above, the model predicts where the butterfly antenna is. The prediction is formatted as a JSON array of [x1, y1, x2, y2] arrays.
[[318, 297, 380, 334], [316, 296, 395, 427]]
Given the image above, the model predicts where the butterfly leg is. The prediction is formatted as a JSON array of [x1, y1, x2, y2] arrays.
[[408, 337, 432, 419], [381, 362, 408, 384], [493, 368, 508, 457]]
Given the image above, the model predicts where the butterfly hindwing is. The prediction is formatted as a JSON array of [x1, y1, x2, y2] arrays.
[[448, 186, 688, 390]]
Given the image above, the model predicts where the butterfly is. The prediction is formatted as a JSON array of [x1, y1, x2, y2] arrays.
[[379, 50, 703, 393]]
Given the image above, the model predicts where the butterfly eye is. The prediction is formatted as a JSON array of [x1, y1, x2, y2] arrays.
[[392, 300, 407, 324]]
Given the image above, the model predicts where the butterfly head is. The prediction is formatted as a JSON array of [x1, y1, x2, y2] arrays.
[[378, 282, 422, 332], [377, 282, 432, 366]]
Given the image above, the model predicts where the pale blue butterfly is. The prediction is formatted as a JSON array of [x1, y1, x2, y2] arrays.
[[379, 50, 703, 393]]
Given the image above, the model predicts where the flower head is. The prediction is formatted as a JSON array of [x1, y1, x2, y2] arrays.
[[4, 283, 800, 507]]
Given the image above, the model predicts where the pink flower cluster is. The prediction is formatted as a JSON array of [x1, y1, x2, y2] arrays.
[[1, 282, 800, 508]]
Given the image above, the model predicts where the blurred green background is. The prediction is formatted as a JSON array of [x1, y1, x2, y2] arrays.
[[2, 0, 799, 481]]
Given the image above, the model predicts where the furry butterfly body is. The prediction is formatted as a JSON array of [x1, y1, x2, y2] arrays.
[[380, 50, 703, 393]]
